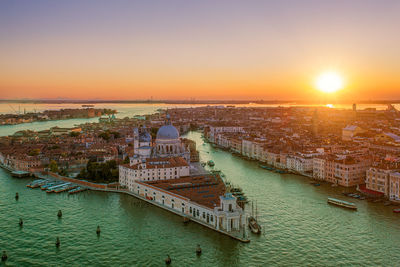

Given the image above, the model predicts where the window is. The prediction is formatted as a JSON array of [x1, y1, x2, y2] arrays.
[[190, 207, 192, 213]]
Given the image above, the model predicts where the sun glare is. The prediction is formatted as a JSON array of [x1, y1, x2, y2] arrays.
[[315, 71, 343, 93]]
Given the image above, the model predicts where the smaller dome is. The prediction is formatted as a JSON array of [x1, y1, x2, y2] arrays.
[[156, 125, 179, 140], [139, 131, 151, 142]]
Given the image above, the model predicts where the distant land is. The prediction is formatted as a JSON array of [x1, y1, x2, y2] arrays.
[[0, 99, 400, 105]]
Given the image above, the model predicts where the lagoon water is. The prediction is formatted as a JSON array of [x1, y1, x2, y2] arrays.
[[1, 131, 400, 266], [1, 103, 400, 266]]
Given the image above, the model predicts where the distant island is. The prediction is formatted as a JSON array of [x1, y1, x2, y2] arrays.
[[0, 108, 117, 125], [1, 99, 400, 105]]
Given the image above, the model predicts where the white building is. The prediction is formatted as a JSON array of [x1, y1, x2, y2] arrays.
[[241, 138, 265, 161], [313, 157, 326, 180], [366, 167, 393, 196], [119, 157, 190, 191], [389, 172, 400, 202], [286, 154, 314, 173], [131, 176, 246, 235], [208, 125, 245, 143]]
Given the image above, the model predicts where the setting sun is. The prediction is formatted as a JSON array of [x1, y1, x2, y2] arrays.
[[315, 71, 344, 93]]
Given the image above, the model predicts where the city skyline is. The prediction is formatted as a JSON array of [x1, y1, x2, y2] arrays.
[[1, 0, 400, 101]]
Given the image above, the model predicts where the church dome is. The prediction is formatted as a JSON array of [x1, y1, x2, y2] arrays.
[[156, 125, 179, 140], [139, 131, 151, 143]]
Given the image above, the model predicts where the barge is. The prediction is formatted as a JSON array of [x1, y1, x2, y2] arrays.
[[327, 197, 357, 210]]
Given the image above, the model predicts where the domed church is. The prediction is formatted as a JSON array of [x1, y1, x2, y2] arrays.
[[152, 114, 190, 162]]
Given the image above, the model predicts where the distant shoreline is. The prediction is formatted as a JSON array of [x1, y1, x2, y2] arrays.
[[0, 99, 399, 105]]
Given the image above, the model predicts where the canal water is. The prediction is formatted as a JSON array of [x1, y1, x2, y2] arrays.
[[1, 131, 399, 266]]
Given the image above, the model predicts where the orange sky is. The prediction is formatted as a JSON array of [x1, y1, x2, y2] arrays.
[[1, 1, 399, 101]]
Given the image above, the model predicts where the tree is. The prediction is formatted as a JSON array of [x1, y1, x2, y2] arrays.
[[49, 160, 59, 173], [123, 156, 130, 164], [98, 132, 111, 141], [28, 149, 40, 156], [77, 160, 119, 183], [70, 131, 80, 137]]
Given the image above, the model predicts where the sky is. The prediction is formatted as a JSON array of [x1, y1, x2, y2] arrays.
[[0, 0, 399, 101]]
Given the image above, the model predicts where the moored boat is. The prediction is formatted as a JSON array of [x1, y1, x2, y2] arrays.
[[27, 179, 47, 188], [393, 208, 400, 213], [41, 182, 59, 190], [327, 197, 357, 210], [207, 160, 215, 167], [248, 216, 261, 234], [68, 187, 87, 194], [46, 182, 71, 193]]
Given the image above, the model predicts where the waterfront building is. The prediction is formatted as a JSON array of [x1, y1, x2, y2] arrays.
[[230, 137, 243, 154], [241, 138, 265, 161], [207, 125, 245, 143], [331, 156, 371, 187], [131, 175, 246, 234], [313, 157, 326, 180], [389, 172, 400, 202], [286, 154, 314, 174], [366, 165, 398, 196]]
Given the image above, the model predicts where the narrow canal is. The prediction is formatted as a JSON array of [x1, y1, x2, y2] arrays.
[[0, 131, 399, 266]]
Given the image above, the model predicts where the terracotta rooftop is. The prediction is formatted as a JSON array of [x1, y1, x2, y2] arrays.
[[143, 174, 226, 209]]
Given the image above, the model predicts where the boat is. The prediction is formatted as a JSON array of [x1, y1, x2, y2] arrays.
[[41, 182, 60, 190], [46, 183, 71, 193], [207, 160, 215, 167], [54, 184, 77, 193], [327, 198, 357, 210], [27, 179, 47, 188], [68, 187, 87, 194], [248, 216, 262, 234], [248, 201, 262, 234], [393, 208, 400, 213], [259, 165, 274, 171], [11, 170, 31, 178]]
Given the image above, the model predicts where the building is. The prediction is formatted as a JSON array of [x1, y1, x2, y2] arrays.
[[119, 157, 190, 190], [207, 125, 245, 143], [342, 125, 364, 141], [389, 172, 400, 202], [313, 157, 326, 180], [366, 166, 395, 196], [152, 115, 190, 162], [130, 175, 246, 234], [330, 156, 371, 187]]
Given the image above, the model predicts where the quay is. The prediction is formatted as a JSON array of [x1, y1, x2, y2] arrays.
[[91, 187, 250, 243], [41, 172, 250, 243]]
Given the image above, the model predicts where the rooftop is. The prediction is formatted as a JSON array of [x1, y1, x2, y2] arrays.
[[143, 174, 226, 209]]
